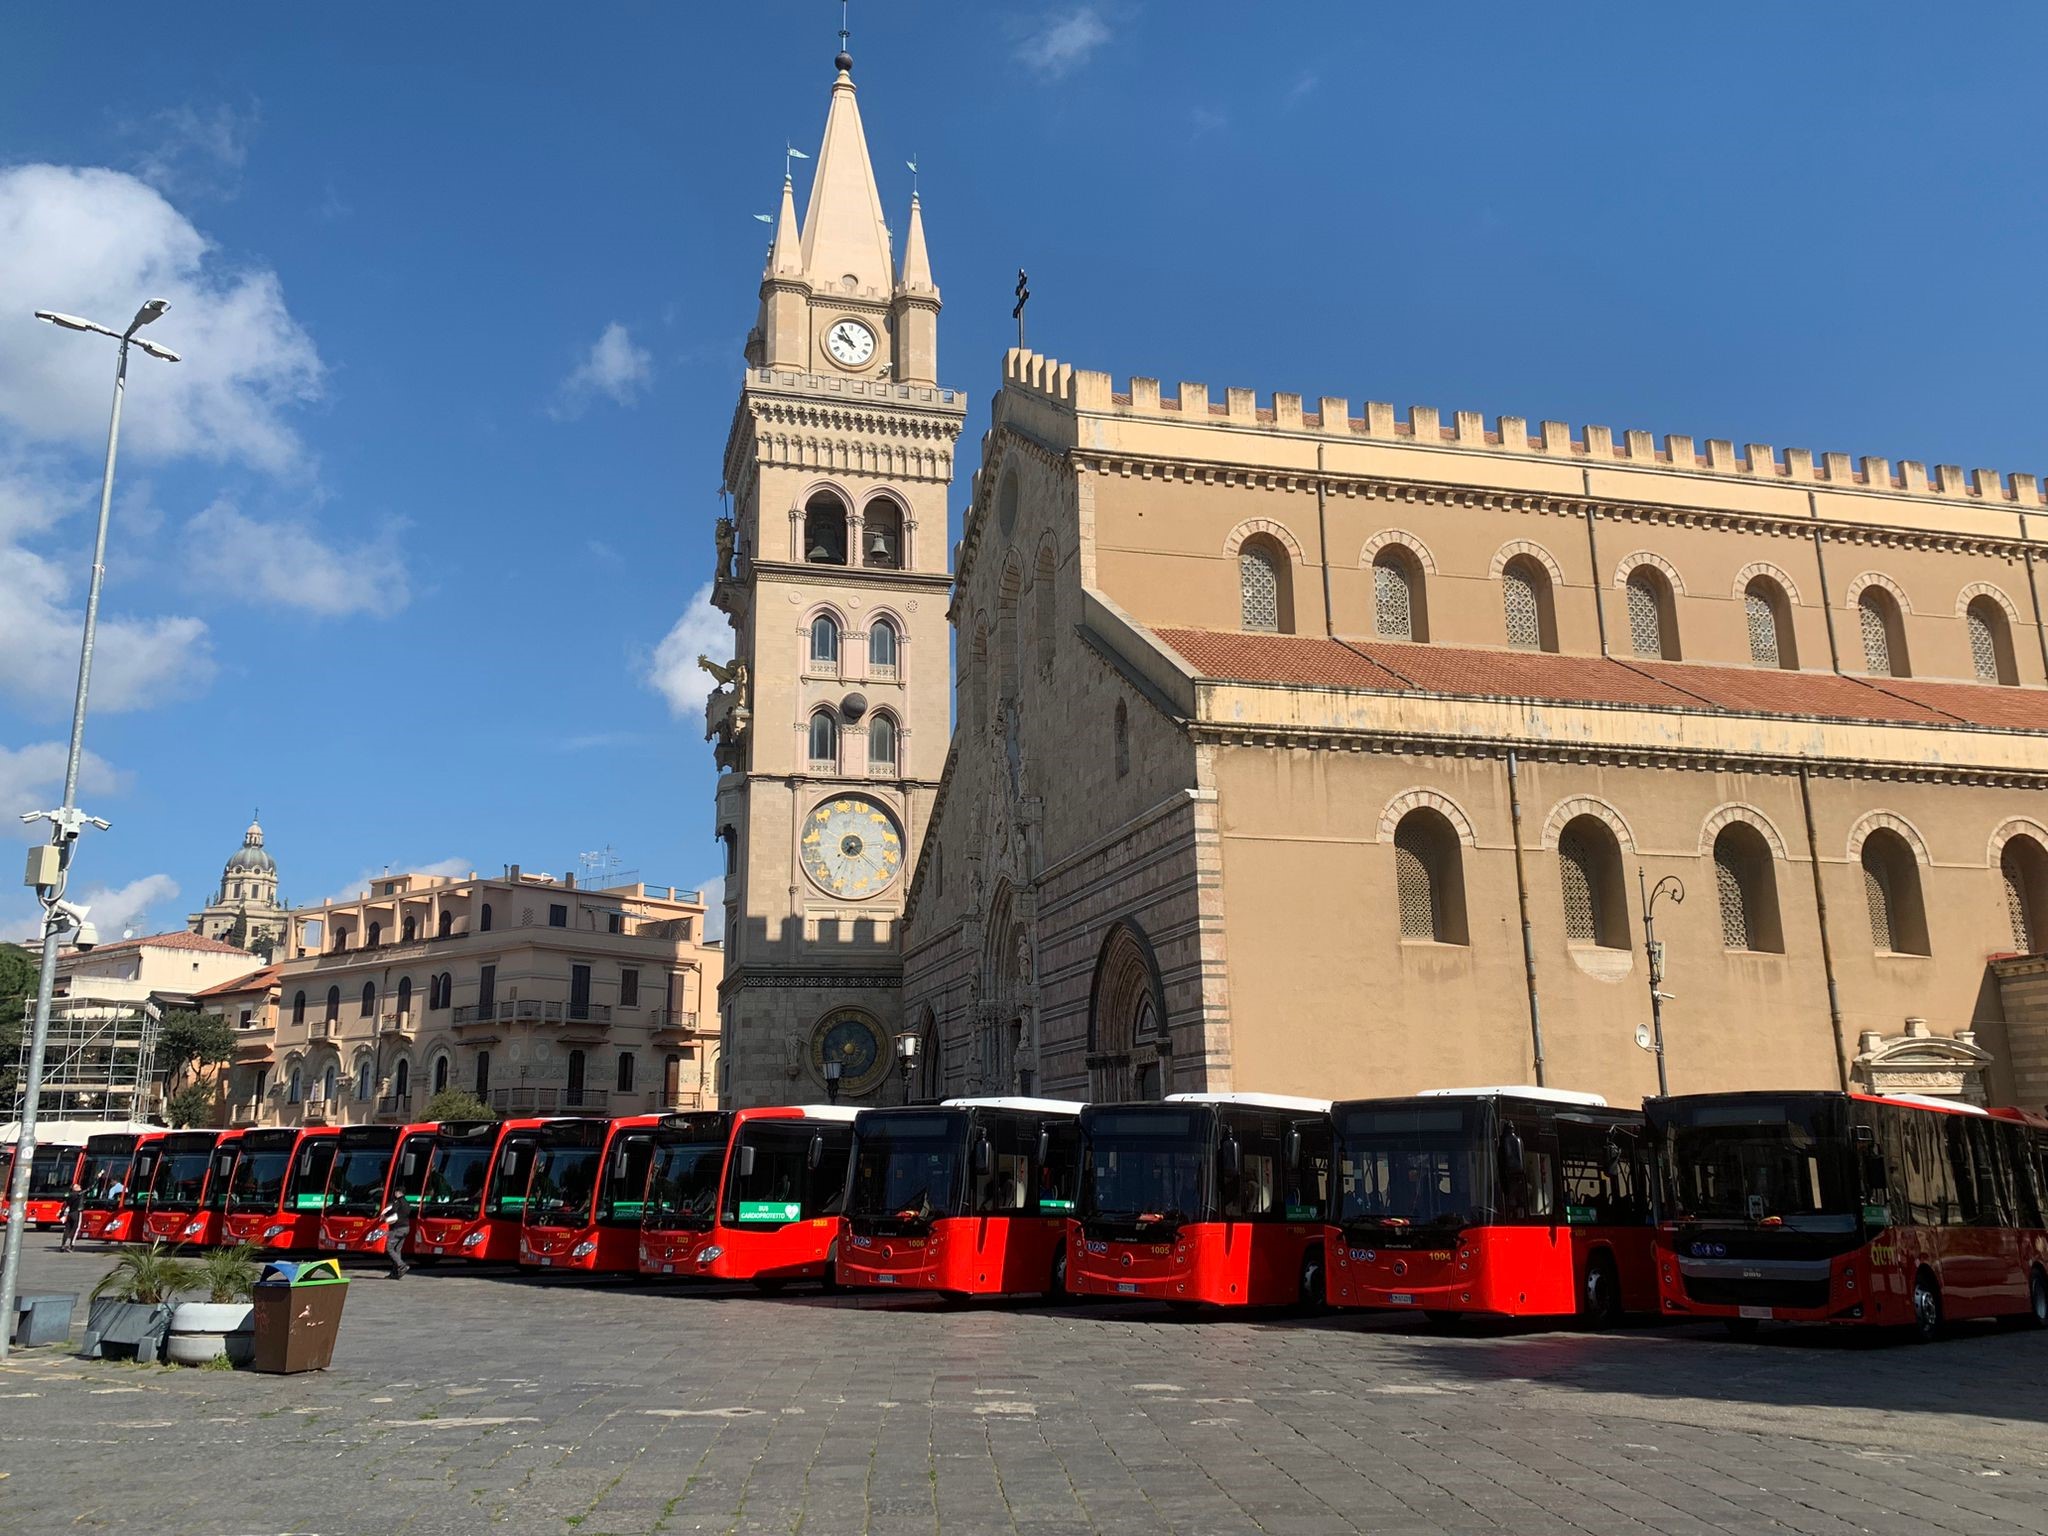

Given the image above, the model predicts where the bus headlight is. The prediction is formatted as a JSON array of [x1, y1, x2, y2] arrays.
[[571, 1241, 597, 1259], [263, 1225, 287, 1239], [699, 1246, 724, 1262], [461, 1231, 486, 1248]]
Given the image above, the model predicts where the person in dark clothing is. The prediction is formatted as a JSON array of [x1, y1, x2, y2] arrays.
[[376, 1196, 413, 1279], [57, 1183, 85, 1251]]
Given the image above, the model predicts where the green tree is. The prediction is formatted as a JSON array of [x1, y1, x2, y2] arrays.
[[421, 1088, 496, 1124], [0, 943, 36, 1100], [166, 1080, 219, 1128], [156, 1008, 237, 1087]]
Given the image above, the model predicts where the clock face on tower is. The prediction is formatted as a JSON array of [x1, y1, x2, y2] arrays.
[[824, 318, 876, 368], [800, 795, 904, 898]]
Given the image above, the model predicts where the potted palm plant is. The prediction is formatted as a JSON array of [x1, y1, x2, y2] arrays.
[[86, 1244, 197, 1362], [167, 1244, 260, 1366]]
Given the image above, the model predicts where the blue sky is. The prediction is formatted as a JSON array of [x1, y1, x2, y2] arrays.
[[3, 3, 2046, 944]]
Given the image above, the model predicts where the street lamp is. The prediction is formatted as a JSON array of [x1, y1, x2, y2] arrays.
[[822, 1059, 843, 1104], [1634, 869, 1685, 1099], [0, 299, 179, 1361], [894, 1029, 921, 1103]]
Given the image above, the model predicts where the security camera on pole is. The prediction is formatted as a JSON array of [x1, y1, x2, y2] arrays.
[[0, 299, 179, 1360]]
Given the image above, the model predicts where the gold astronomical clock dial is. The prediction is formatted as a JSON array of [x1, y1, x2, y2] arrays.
[[800, 795, 904, 898]]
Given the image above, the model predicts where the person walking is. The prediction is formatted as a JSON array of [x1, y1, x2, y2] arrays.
[[376, 1195, 413, 1279], [57, 1182, 85, 1252]]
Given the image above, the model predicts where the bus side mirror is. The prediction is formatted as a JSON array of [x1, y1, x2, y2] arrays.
[[1037, 1127, 1051, 1164], [808, 1132, 825, 1171], [1222, 1136, 1242, 1177], [738, 1145, 756, 1179], [611, 1150, 629, 1180], [973, 1133, 992, 1177], [1286, 1129, 1302, 1168], [1501, 1127, 1525, 1178], [296, 1152, 312, 1177]]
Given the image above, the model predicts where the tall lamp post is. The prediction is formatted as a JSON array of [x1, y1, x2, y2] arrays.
[[893, 1030, 921, 1104], [822, 1060, 843, 1104], [0, 300, 179, 1361], [1635, 869, 1684, 1099]]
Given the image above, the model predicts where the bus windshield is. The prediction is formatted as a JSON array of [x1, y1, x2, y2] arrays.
[[848, 1111, 965, 1227], [1336, 1101, 1496, 1236], [1657, 1098, 1858, 1234], [79, 1143, 135, 1207], [527, 1147, 600, 1227], [420, 1143, 495, 1218], [1081, 1108, 1211, 1233], [643, 1138, 727, 1231], [228, 1146, 292, 1211], [722, 1124, 845, 1227], [28, 1147, 79, 1196], [326, 1145, 398, 1216], [151, 1147, 213, 1210]]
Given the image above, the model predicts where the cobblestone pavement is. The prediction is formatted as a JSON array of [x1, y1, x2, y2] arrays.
[[3, 1237, 2046, 1536]]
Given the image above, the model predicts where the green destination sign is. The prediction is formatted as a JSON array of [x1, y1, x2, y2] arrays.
[[737, 1200, 801, 1222]]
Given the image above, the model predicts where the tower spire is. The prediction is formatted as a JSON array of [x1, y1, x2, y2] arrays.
[[797, 51, 893, 297], [898, 191, 934, 295], [768, 172, 801, 277]]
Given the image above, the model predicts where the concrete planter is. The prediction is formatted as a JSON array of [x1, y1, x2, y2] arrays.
[[81, 1298, 171, 1362], [166, 1301, 255, 1366]]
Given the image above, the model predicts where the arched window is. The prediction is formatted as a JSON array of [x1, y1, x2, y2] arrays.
[[868, 617, 898, 677], [862, 498, 902, 568], [1625, 566, 1679, 660], [2001, 836, 2048, 953], [808, 709, 839, 767], [1558, 816, 1628, 949], [1861, 829, 1929, 954], [967, 620, 989, 733], [291, 990, 306, 1026], [566, 1049, 587, 1108], [437, 910, 452, 938], [355, 1057, 373, 1100], [480, 903, 493, 933], [1744, 577, 1797, 670], [324, 986, 340, 1024], [868, 712, 898, 772], [360, 981, 377, 1018], [288, 1066, 303, 1104], [401, 915, 416, 943], [1967, 597, 2017, 686], [1114, 699, 1130, 779], [1238, 536, 1292, 634], [474, 1050, 491, 1098], [1501, 556, 1556, 653], [1857, 587, 1908, 677], [1392, 808, 1467, 944], [803, 492, 848, 564], [323, 1063, 339, 1103], [617, 1051, 636, 1093], [396, 976, 412, 1016], [367, 921, 381, 948], [1713, 824, 1783, 952], [394, 1059, 410, 1101], [432, 1054, 449, 1095], [810, 613, 841, 668], [1372, 547, 1426, 642], [1034, 545, 1057, 670]]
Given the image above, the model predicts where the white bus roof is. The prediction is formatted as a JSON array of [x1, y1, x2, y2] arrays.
[[784, 1105, 862, 1123], [1166, 1092, 1334, 1113], [2, 1119, 160, 1145], [1874, 1093, 1988, 1116], [1417, 1086, 1610, 1108], [940, 1096, 1086, 1115]]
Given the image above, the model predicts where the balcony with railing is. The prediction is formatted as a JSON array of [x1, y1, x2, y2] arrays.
[[378, 1010, 416, 1040], [487, 1086, 610, 1116], [451, 1000, 613, 1029], [307, 1017, 340, 1040], [647, 1009, 701, 1043], [375, 1093, 412, 1121], [229, 1099, 263, 1127]]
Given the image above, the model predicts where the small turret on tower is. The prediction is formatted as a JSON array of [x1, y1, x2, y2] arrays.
[[891, 192, 940, 385]]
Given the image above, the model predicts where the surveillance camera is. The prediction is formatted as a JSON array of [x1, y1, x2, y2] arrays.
[[72, 919, 99, 951]]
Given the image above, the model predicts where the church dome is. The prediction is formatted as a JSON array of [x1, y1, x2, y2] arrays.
[[225, 818, 275, 875]]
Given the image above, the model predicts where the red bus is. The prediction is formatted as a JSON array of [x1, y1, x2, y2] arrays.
[[1649, 1090, 2048, 1340], [638, 1106, 857, 1289], [840, 1097, 1084, 1299], [132, 1131, 223, 1244], [76, 1132, 148, 1242], [1327, 1088, 1656, 1324], [22, 1142, 86, 1228], [520, 1117, 661, 1273], [0, 1144, 11, 1222], [318, 1123, 440, 1257], [413, 1117, 550, 1263], [1070, 1093, 1333, 1309], [219, 1126, 340, 1251]]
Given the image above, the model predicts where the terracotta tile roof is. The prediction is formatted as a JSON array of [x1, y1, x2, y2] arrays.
[[83, 931, 259, 959], [1152, 630, 1407, 690], [192, 964, 284, 998], [1149, 628, 2048, 732]]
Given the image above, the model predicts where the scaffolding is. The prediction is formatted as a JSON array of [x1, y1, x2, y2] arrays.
[[6, 998, 162, 1124]]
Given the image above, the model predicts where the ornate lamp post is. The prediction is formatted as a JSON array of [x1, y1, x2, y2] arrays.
[[893, 1030, 921, 1104], [822, 1059, 843, 1104], [1636, 869, 1685, 1098]]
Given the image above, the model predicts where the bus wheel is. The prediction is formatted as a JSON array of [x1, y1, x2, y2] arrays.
[[820, 1244, 840, 1294], [2012, 1269, 2048, 1330], [1297, 1251, 1326, 1311], [1579, 1254, 1622, 1328], [1722, 1318, 1759, 1340], [1046, 1246, 1068, 1303], [1908, 1269, 1941, 1343]]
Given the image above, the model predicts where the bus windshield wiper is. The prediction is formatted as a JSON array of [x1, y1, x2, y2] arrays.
[[1134, 1208, 1185, 1233]]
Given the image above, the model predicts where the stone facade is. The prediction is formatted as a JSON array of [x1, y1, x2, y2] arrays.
[[186, 817, 289, 958], [899, 348, 2048, 1112]]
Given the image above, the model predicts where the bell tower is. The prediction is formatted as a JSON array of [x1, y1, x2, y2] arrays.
[[708, 45, 966, 1107]]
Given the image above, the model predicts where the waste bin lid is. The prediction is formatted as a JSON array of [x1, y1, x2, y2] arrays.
[[257, 1258, 347, 1286]]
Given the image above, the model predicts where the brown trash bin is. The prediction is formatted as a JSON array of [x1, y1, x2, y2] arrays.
[[250, 1281, 349, 1373]]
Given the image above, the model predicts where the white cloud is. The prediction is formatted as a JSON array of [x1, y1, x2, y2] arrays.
[[695, 875, 726, 943], [4, 872, 180, 944], [1287, 70, 1320, 103], [183, 499, 411, 618], [1017, 8, 1112, 76], [0, 743, 126, 840], [130, 103, 259, 200], [0, 538, 215, 713], [645, 584, 732, 719], [550, 322, 652, 419], [322, 857, 472, 907], [0, 164, 323, 470]]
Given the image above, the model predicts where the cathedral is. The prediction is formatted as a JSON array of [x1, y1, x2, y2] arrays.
[[711, 45, 2048, 1114], [187, 816, 289, 959]]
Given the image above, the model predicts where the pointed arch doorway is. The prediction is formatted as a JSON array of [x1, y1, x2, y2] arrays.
[[1088, 922, 1169, 1101]]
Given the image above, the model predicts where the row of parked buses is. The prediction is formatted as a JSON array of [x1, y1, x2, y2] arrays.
[[19, 1085, 2048, 1340]]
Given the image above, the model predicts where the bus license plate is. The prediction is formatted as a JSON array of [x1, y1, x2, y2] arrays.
[[1389, 1293, 1415, 1306], [1738, 1305, 1771, 1320], [537, 1257, 552, 1267], [876, 1273, 896, 1284], [1117, 1282, 1139, 1294]]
